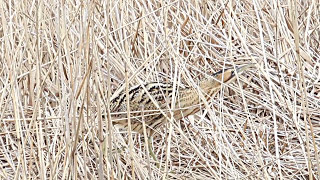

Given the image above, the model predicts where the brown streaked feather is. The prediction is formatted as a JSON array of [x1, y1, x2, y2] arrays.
[[110, 64, 254, 135]]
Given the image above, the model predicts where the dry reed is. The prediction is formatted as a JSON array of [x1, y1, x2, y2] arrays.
[[0, 0, 319, 179]]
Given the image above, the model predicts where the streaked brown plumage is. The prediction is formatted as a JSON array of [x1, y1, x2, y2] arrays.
[[110, 64, 253, 135]]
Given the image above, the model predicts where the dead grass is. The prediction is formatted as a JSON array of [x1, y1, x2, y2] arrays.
[[0, 0, 320, 179]]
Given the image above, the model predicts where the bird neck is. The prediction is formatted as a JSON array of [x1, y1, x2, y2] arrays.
[[199, 78, 221, 97]]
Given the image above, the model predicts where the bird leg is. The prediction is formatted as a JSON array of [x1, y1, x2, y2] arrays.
[[148, 137, 160, 168]]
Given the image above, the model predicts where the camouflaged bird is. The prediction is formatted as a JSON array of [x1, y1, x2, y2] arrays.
[[110, 64, 254, 135]]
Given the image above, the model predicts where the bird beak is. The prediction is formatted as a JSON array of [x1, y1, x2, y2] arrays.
[[234, 63, 256, 74]]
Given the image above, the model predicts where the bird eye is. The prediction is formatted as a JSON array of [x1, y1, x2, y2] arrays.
[[231, 70, 235, 77]]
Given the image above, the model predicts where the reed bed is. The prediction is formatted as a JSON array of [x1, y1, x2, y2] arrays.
[[0, 0, 319, 179]]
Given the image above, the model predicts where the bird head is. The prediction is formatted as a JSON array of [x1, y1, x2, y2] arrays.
[[199, 63, 255, 94], [212, 63, 255, 85]]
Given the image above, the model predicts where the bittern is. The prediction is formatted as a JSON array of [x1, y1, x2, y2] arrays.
[[110, 64, 254, 136]]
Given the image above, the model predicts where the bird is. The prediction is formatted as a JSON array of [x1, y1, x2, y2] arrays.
[[109, 64, 254, 136]]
